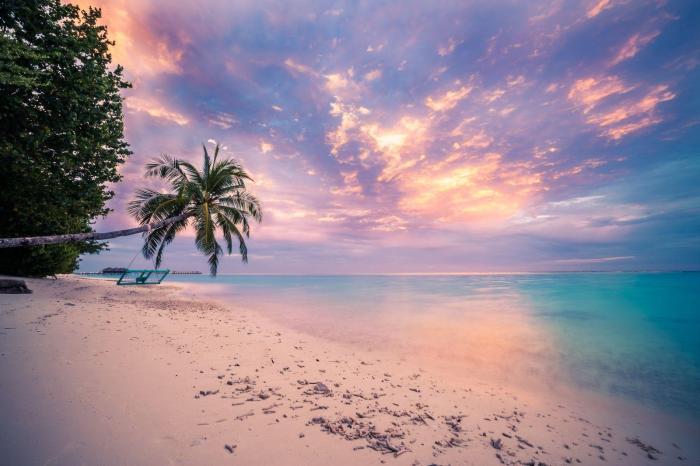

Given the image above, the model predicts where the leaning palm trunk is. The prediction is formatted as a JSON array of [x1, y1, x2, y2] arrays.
[[0, 213, 191, 248], [1, 143, 261, 275]]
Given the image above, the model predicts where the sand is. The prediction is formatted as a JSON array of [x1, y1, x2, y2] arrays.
[[0, 275, 698, 465]]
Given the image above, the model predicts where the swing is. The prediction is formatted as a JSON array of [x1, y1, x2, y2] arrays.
[[116, 269, 170, 285], [115, 248, 170, 286]]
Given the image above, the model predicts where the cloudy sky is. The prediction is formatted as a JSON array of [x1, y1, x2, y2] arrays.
[[76, 0, 700, 273]]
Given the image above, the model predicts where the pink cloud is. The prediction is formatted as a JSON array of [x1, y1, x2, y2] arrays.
[[586, 0, 614, 19], [610, 30, 660, 66], [75, 0, 185, 79], [124, 96, 190, 126], [437, 37, 460, 57], [425, 82, 474, 112], [567, 76, 633, 113], [584, 85, 676, 139]]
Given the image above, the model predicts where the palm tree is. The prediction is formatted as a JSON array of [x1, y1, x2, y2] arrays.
[[129, 143, 262, 275], [0, 144, 262, 276]]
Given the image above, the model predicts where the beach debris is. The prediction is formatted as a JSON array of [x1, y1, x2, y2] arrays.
[[195, 389, 219, 398], [343, 390, 372, 400], [224, 443, 237, 454], [377, 406, 411, 418], [491, 438, 503, 450], [410, 414, 429, 425], [444, 415, 465, 433], [516, 435, 534, 448], [235, 411, 255, 421], [312, 382, 332, 395], [299, 380, 333, 396], [308, 416, 410, 457], [435, 436, 465, 448], [297, 379, 315, 385], [32, 311, 62, 325], [589, 443, 604, 453], [626, 437, 661, 459], [262, 402, 282, 414]]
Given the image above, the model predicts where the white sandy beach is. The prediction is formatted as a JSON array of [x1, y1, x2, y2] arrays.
[[0, 275, 698, 465]]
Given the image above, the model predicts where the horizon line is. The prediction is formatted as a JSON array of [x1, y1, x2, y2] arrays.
[[76, 270, 700, 276]]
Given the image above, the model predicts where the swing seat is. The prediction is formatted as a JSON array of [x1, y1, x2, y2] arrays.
[[116, 269, 170, 286]]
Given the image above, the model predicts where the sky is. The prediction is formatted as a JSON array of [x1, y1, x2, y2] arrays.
[[75, 0, 700, 274]]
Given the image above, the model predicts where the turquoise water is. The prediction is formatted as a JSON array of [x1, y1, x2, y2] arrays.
[[162, 273, 700, 418]]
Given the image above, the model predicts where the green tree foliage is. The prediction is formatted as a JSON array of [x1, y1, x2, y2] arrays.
[[0, 0, 131, 276]]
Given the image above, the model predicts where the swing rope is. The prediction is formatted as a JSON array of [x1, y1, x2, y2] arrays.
[[125, 247, 143, 270]]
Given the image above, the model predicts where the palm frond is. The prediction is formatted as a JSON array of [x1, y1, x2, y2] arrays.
[[207, 161, 253, 195], [213, 143, 220, 165], [193, 203, 222, 275], [219, 192, 263, 222], [216, 205, 251, 237], [214, 209, 248, 261], [202, 143, 211, 181], [128, 190, 182, 224], [152, 217, 188, 268], [207, 241, 223, 276], [177, 160, 205, 186], [144, 154, 189, 188]]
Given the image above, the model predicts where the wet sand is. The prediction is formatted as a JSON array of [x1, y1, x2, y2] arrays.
[[0, 275, 697, 465]]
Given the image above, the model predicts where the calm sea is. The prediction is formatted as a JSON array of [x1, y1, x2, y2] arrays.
[[123, 272, 700, 418]]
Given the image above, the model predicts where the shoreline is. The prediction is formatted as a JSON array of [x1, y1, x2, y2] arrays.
[[1, 275, 697, 465]]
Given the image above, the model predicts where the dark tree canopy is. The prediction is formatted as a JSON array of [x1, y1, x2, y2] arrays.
[[0, 0, 131, 276]]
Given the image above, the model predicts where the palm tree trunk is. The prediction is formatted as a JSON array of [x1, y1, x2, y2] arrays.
[[0, 214, 191, 248]]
